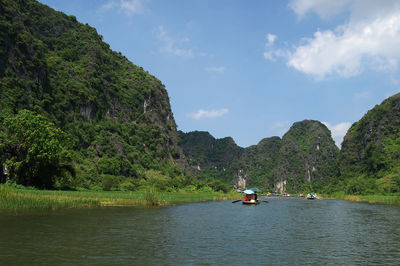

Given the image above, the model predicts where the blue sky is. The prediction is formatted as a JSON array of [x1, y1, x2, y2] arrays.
[[38, 0, 400, 147]]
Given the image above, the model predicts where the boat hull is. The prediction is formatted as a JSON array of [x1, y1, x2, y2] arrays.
[[242, 200, 260, 205]]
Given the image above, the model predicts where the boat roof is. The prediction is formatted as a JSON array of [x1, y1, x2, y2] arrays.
[[243, 189, 257, 194]]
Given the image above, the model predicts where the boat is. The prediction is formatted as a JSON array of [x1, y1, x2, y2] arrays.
[[306, 192, 317, 200], [242, 189, 260, 205]]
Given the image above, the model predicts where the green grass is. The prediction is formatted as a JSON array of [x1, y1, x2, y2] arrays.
[[0, 185, 100, 212], [358, 194, 400, 205], [0, 185, 239, 213], [322, 191, 400, 206]]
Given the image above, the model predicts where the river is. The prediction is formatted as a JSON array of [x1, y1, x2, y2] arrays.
[[1, 198, 400, 265]]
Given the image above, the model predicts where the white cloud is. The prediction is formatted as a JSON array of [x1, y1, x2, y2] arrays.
[[266, 34, 277, 46], [100, 0, 144, 16], [155, 26, 194, 58], [289, 0, 351, 20], [264, 34, 289, 61], [205, 66, 226, 74], [120, 0, 144, 15], [289, 0, 400, 21], [268, 1, 400, 79], [188, 109, 229, 120], [322, 121, 352, 147], [287, 15, 400, 79]]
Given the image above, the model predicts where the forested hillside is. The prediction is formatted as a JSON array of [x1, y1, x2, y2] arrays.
[[181, 95, 400, 195], [2, 0, 399, 196], [274, 120, 339, 192], [0, 0, 186, 189], [181, 121, 339, 193], [339, 93, 400, 193], [232, 137, 281, 189], [179, 131, 243, 183]]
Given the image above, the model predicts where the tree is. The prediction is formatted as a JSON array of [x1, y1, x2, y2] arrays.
[[0, 110, 74, 188]]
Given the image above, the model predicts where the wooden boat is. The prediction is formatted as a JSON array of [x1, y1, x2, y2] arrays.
[[242, 189, 260, 205], [306, 193, 317, 200], [242, 199, 260, 205], [232, 188, 269, 204]]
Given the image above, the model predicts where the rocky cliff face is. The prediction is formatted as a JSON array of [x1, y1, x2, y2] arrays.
[[340, 93, 400, 179], [0, 0, 175, 127], [179, 131, 243, 182], [274, 120, 339, 192], [232, 137, 281, 190], [181, 121, 339, 192], [181, 93, 400, 193], [0, 0, 186, 182]]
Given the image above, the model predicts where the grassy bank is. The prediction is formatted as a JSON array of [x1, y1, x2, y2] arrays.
[[0, 185, 239, 213], [322, 191, 400, 206]]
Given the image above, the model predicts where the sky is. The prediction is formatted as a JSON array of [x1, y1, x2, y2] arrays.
[[38, 0, 400, 148]]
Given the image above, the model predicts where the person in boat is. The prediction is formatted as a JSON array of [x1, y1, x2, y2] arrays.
[[244, 193, 253, 202]]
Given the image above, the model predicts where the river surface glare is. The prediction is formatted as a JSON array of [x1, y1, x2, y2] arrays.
[[1, 198, 400, 265]]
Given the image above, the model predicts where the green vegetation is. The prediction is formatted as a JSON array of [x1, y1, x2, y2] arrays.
[[275, 120, 340, 193], [0, 184, 238, 213], [291, 94, 400, 200], [0, 110, 74, 188], [181, 121, 339, 192], [179, 131, 243, 183], [180, 131, 282, 189], [233, 137, 281, 189], [321, 191, 400, 206], [0, 0, 186, 190], [182, 112, 400, 203], [0, 185, 99, 212], [337, 93, 400, 196], [2, 0, 400, 208]]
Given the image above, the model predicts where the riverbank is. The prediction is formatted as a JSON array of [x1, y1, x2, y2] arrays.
[[0, 185, 239, 213], [322, 192, 400, 206]]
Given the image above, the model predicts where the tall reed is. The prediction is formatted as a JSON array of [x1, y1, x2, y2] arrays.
[[0, 185, 100, 213], [144, 186, 165, 206], [322, 191, 400, 206], [0, 185, 239, 212]]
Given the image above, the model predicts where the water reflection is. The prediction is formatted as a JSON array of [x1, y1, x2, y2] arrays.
[[0, 198, 399, 265]]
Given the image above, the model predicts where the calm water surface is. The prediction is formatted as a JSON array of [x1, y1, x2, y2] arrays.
[[1, 198, 400, 265]]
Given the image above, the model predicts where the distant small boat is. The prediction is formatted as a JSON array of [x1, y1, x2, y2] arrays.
[[306, 193, 317, 200]]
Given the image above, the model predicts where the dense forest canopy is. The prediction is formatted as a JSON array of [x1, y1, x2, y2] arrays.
[[0, 110, 73, 188], [0, 0, 188, 190], [181, 121, 339, 193], [1, 0, 400, 195], [339, 93, 400, 194]]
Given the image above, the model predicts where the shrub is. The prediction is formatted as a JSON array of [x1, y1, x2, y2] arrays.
[[119, 178, 138, 191], [345, 177, 378, 195], [0, 110, 74, 189], [101, 174, 121, 191]]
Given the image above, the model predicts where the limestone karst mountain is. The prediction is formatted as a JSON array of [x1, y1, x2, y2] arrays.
[[0, 0, 186, 187]]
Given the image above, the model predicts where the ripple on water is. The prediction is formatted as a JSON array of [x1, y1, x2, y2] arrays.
[[0, 199, 400, 265]]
